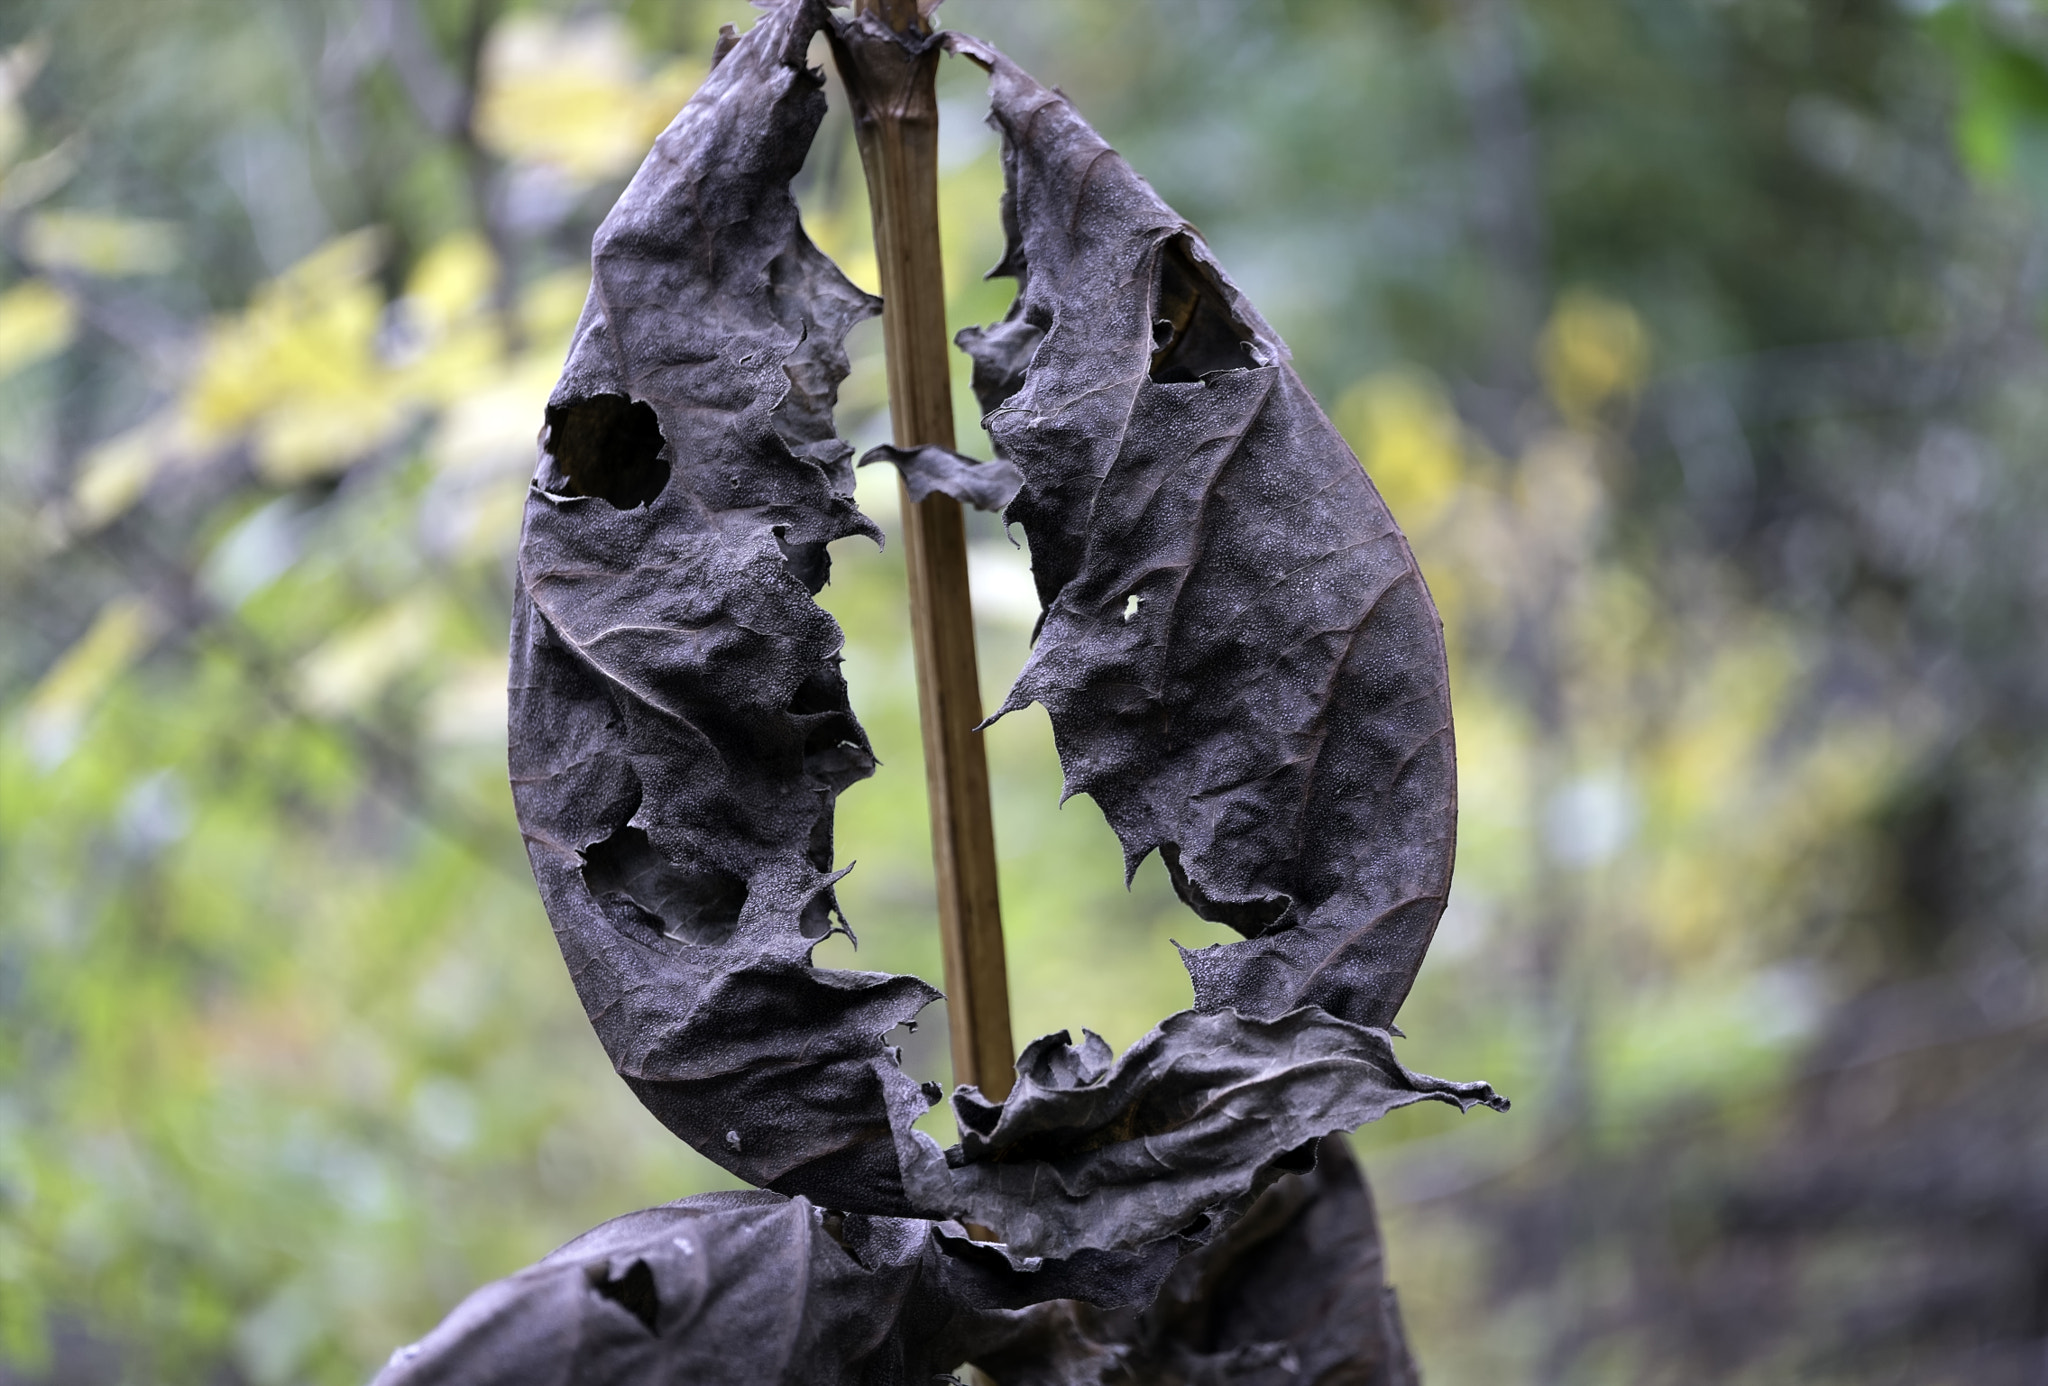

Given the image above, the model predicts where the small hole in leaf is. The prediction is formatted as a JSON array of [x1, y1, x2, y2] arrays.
[[542, 394, 669, 509], [581, 825, 747, 946], [1148, 234, 1260, 384], [1123, 594, 1144, 622], [587, 1258, 660, 1335]]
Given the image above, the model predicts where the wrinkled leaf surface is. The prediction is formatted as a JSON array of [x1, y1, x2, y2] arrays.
[[508, 0, 939, 1217], [972, 1139, 1422, 1386], [374, 1144, 1405, 1386], [952, 33, 1460, 1033]]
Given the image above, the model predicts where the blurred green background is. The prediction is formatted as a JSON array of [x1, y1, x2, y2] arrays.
[[6, 0, 2048, 1381]]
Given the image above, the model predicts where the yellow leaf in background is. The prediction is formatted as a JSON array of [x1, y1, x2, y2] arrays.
[[296, 598, 440, 717], [419, 351, 555, 561], [403, 233, 495, 334], [252, 393, 410, 486], [187, 232, 382, 433], [22, 209, 179, 277], [475, 15, 700, 180], [430, 355, 554, 479], [186, 229, 411, 481], [18, 595, 156, 769], [0, 137, 77, 215], [1515, 430, 1605, 544], [1335, 371, 1465, 533], [70, 426, 161, 531], [380, 234, 508, 409], [41, 412, 211, 545], [1539, 289, 1650, 423], [1784, 717, 1908, 843], [0, 278, 74, 380], [805, 202, 880, 297], [402, 326, 504, 413]]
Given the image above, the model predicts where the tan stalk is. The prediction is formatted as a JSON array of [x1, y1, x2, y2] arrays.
[[831, 0, 1016, 1105]]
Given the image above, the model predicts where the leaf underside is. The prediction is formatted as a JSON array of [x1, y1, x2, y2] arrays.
[[440, 0, 1504, 1378]]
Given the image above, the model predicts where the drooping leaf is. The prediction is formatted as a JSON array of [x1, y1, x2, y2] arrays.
[[893, 34, 1500, 1259], [858, 442, 1023, 510], [951, 33, 1460, 1033], [509, 0, 1495, 1247], [370, 1143, 1406, 1386], [507, 0, 941, 1216]]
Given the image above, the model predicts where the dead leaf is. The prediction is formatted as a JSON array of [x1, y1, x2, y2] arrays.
[[475, 0, 1501, 1374], [507, 0, 935, 1216], [952, 32, 1461, 1035], [370, 1190, 1171, 1386], [971, 1139, 1423, 1386]]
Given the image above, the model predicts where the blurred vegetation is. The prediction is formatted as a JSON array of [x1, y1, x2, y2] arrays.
[[4, 0, 2048, 1382]]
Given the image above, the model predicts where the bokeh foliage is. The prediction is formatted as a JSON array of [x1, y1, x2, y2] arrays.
[[5, 0, 2047, 1382]]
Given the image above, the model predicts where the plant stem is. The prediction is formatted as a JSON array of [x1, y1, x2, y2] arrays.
[[832, 1, 1016, 1104]]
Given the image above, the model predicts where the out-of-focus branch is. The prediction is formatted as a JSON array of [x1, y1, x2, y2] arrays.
[[363, 0, 521, 350], [365, 0, 467, 136]]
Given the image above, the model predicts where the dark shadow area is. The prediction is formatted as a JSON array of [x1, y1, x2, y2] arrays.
[[581, 825, 747, 946]]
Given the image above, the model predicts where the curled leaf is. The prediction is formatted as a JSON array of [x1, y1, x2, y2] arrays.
[[972, 1138, 1422, 1386], [476, 0, 1498, 1375], [858, 442, 1023, 511], [950, 33, 1460, 1032], [508, 0, 938, 1215], [883, 34, 1500, 1262], [920, 1009, 1500, 1258], [511, 0, 1493, 1247]]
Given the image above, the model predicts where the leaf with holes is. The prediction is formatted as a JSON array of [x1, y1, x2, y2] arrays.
[[508, 0, 941, 1216], [480, 0, 1501, 1376], [953, 33, 1459, 1032], [371, 1190, 1177, 1386], [893, 34, 1502, 1259]]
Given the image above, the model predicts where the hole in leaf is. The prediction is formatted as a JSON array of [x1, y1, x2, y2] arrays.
[[581, 825, 747, 945], [1148, 234, 1260, 384], [542, 394, 669, 509], [587, 1258, 660, 1335]]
